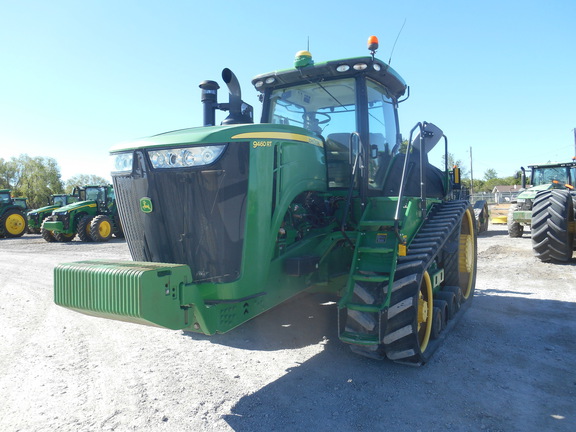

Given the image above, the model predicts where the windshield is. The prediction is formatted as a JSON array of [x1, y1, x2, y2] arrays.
[[531, 167, 570, 186], [0, 192, 10, 204], [53, 196, 67, 206], [268, 77, 397, 189], [269, 78, 357, 137], [85, 187, 105, 202]]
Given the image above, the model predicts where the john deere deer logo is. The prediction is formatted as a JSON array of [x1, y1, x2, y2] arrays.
[[140, 197, 153, 213]]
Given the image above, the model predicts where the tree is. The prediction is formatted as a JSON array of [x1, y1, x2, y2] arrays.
[[441, 152, 469, 178], [65, 174, 110, 193], [1, 155, 64, 208], [483, 168, 498, 181]]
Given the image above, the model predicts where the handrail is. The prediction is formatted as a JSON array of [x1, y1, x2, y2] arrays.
[[393, 122, 422, 243], [340, 132, 363, 248]]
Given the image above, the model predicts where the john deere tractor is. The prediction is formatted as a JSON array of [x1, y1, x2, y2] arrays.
[[508, 161, 576, 261], [0, 189, 28, 238], [41, 184, 122, 242], [54, 37, 477, 365], [27, 188, 84, 234]]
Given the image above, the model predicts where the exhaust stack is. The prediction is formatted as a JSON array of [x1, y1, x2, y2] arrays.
[[198, 69, 253, 127]]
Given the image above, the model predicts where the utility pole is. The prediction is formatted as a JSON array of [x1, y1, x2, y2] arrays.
[[469, 146, 474, 198]]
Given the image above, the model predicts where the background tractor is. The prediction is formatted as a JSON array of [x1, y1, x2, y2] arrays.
[[41, 185, 122, 242], [27, 188, 84, 234], [54, 37, 477, 365], [507, 161, 576, 262], [0, 189, 28, 238]]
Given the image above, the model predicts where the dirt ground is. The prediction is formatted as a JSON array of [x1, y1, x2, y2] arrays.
[[1, 222, 575, 432]]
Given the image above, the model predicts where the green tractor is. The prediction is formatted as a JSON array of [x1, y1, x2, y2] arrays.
[[27, 188, 84, 234], [54, 37, 477, 365], [41, 184, 122, 242], [508, 161, 576, 261], [0, 189, 28, 238]]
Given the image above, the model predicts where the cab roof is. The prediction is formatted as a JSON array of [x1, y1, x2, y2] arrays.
[[252, 56, 407, 100]]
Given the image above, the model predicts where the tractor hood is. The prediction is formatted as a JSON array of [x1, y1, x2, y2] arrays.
[[109, 123, 322, 154], [517, 184, 557, 200], [51, 200, 97, 215], [28, 204, 59, 216]]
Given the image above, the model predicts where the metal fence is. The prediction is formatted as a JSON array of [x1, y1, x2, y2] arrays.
[[469, 192, 519, 205]]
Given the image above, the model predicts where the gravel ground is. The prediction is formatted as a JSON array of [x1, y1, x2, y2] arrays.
[[1, 222, 575, 432]]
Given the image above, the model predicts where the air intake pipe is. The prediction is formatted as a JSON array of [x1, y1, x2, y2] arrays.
[[199, 80, 220, 126]]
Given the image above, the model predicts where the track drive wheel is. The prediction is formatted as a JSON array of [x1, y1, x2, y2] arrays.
[[445, 207, 477, 302], [1, 209, 28, 238], [90, 215, 113, 242], [77, 215, 94, 242], [507, 204, 524, 238], [531, 190, 574, 262]]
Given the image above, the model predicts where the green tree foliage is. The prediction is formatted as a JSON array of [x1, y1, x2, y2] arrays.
[[65, 174, 110, 193], [0, 155, 64, 208], [483, 168, 498, 181]]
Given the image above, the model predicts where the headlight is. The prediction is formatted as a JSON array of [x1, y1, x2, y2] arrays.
[[110, 152, 134, 173], [148, 145, 226, 169]]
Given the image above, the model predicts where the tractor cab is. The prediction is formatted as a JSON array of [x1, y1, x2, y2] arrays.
[[252, 48, 447, 200], [526, 162, 576, 189]]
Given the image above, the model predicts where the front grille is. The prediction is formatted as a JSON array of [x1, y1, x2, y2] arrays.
[[113, 143, 250, 283]]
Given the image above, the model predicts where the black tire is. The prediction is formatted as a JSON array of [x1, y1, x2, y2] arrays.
[[113, 216, 124, 238], [507, 203, 524, 238], [77, 215, 94, 242], [90, 215, 114, 242], [474, 201, 489, 234], [41, 221, 55, 243], [1, 209, 28, 238], [54, 231, 75, 242], [531, 190, 574, 262]]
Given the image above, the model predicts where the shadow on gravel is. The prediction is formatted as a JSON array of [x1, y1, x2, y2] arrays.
[[218, 291, 575, 432], [183, 292, 340, 351]]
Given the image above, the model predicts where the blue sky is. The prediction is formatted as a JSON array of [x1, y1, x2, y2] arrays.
[[1, 0, 575, 182]]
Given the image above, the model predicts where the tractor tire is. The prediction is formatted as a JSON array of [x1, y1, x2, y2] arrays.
[[54, 232, 75, 242], [507, 203, 524, 238], [90, 215, 113, 242], [1, 209, 28, 238], [77, 215, 94, 242], [113, 217, 124, 238], [41, 221, 55, 242], [473, 200, 489, 234], [531, 190, 574, 262]]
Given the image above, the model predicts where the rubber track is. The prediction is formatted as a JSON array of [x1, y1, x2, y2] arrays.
[[349, 200, 470, 365]]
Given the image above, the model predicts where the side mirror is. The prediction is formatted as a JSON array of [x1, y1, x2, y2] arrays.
[[412, 122, 444, 154]]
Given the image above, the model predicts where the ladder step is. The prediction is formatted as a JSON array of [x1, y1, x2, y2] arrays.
[[346, 303, 381, 313], [357, 247, 394, 254], [360, 219, 396, 227], [352, 274, 390, 283]]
